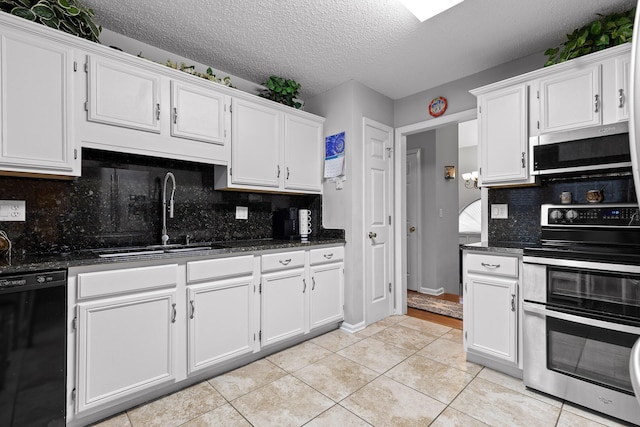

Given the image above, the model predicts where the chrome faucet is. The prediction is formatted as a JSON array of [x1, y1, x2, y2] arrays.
[[161, 172, 176, 245]]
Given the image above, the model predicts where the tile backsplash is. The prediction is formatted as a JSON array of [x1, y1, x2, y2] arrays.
[[0, 149, 340, 255], [488, 172, 637, 244]]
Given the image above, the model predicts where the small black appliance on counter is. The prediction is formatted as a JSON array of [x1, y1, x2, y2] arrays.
[[273, 208, 299, 240]]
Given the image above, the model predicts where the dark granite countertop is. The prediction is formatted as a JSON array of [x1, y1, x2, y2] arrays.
[[461, 241, 539, 255], [0, 238, 346, 275]]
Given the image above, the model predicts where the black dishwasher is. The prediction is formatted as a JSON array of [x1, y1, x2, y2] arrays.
[[0, 270, 66, 427]]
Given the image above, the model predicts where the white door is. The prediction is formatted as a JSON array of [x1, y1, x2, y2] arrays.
[[406, 149, 421, 292], [87, 54, 161, 133], [284, 114, 323, 192], [170, 80, 228, 145], [76, 289, 175, 412], [364, 118, 394, 324], [187, 276, 255, 375], [231, 98, 282, 187]]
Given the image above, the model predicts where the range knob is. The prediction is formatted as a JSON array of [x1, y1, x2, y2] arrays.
[[565, 210, 579, 221], [549, 210, 563, 221]]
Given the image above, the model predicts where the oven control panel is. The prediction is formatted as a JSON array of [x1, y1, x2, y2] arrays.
[[542, 204, 640, 227]]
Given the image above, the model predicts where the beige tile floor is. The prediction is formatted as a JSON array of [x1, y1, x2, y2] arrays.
[[94, 315, 631, 427]]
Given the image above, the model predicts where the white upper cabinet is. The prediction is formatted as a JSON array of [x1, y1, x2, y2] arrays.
[[215, 97, 324, 194], [87, 55, 162, 133], [284, 114, 323, 192], [538, 64, 602, 133], [477, 84, 533, 186], [0, 27, 78, 176], [614, 54, 631, 122], [230, 97, 282, 188], [170, 80, 228, 144]]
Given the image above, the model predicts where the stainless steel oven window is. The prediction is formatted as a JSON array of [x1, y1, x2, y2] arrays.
[[547, 316, 637, 394]]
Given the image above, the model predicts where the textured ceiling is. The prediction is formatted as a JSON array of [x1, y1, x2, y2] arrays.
[[82, 0, 637, 100]]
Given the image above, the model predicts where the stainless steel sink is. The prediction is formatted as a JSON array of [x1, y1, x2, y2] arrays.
[[96, 243, 228, 258]]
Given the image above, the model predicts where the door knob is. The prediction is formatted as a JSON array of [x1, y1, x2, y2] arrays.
[[409, 226, 416, 232], [368, 232, 377, 239]]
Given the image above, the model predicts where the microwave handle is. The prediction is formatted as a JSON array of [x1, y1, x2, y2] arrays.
[[523, 302, 640, 335]]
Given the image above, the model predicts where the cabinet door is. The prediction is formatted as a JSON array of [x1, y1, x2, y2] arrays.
[[187, 276, 256, 374], [0, 30, 77, 174], [539, 64, 601, 133], [231, 98, 281, 187], [464, 275, 517, 364], [284, 114, 323, 192], [76, 289, 175, 412], [615, 55, 631, 122], [261, 267, 306, 346], [87, 55, 161, 133], [170, 80, 228, 145], [309, 263, 344, 329], [478, 85, 530, 185]]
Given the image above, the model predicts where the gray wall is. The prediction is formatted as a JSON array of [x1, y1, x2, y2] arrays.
[[406, 125, 459, 295], [305, 80, 394, 328], [394, 52, 546, 127]]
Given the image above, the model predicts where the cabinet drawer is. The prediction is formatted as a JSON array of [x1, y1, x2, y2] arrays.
[[77, 264, 178, 299], [466, 253, 518, 277], [310, 246, 344, 265], [262, 250, 305, 272], [187, 255, 254, 282]]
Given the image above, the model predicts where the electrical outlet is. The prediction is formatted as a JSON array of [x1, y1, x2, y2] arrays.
[[235, 206, 248, 220], [491, 204, 508, 219], [0, 200, 25, 221]]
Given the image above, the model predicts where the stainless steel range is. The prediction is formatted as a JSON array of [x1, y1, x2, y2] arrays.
[[523, 204, 640, 425]]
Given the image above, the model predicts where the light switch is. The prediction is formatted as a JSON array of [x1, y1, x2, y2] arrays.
[[0, 200, 25, 222], [235, 206, 248, 220], [491, 204, 508, 219]]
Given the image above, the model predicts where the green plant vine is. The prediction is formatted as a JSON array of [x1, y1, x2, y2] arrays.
[[544, 7, 635, 66], [259, 76, 302, 109], [0, 0, 101, 43]]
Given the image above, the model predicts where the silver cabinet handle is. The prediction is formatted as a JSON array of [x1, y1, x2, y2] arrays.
[[277, 165, 280, 178], [511, 294, 516, 312], [173, 107, 178, 124], [156, 103, 161, 120], [279, 258, 291, 265], [286, 167, 290, 179], [594, 94, 599, 113], [190, 300, 195, 319], [323, 253, 333, 259], [619, 89, 624, 108], [521, 152, 526, 169], [368, 232, 377, 239], [312, 276, 316, 290], [481, 262, 500, 269], [303, 278, 306, 293], [171, 303, 177, 323]]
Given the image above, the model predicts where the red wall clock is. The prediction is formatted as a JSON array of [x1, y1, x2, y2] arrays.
[[428, 96, 447, 117]]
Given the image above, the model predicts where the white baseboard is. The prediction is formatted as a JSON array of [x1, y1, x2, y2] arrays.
[[341, 320, 366, 333], [419, 286, 444, 296]]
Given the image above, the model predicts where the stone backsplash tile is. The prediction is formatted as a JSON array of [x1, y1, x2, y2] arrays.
[[0, 149, 340, 255]]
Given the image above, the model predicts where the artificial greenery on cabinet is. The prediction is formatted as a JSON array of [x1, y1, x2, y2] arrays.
[[259, 76, 303, 109], [0, 0, 101, 43], [544, 7, 635, 66]]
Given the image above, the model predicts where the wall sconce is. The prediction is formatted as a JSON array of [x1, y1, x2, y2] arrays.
[[462, 171, 479, 189], [444, 165, 455, 180]]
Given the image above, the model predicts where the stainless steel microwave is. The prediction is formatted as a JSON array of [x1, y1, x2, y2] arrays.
[[530, 122, 631, 175]]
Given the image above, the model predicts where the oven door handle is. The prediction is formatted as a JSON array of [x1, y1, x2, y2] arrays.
[[523, 302, 640, 335], [631, 337, 640, 401]]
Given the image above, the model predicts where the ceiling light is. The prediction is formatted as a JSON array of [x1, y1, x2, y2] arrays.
[[399, 0, 464, 22]]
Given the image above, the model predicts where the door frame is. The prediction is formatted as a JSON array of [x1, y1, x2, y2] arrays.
[[362, 117, 395, 322], [405, 148, 422, 292], [393, 109, 484, 314]]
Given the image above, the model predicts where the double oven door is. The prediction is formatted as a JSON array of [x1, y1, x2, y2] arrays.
[[523, 257, 640, 424]]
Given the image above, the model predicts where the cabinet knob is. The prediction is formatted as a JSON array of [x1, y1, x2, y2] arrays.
[[173, 107, 178, 124], [480, 262, 500, 269], [409, 226, 416, 233], [521, 152, 526, 169], [279, 258, 291, 265], [619, 89, 625, 108], [594, 94, 599, 113], [511, 294, 516, 312], [312, 276, 316, 290], [171, 303, 177, 323], [303, 278, 307, 293], [190, 300, 195, 319]]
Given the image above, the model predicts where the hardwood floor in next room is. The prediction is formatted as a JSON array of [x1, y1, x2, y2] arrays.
[[407, 291, 463, 330]]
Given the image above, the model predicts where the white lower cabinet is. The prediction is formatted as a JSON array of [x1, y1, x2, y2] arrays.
[[75, 287, 177, 412], [186, 256, 257, 374], [261, 250, 307, 347], [463, 251, 521, 375], [309, 247, 344, 329]]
